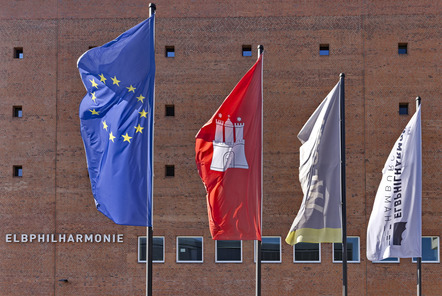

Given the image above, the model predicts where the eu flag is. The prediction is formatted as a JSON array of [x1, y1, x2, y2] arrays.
[[78, 15, 155, 226]]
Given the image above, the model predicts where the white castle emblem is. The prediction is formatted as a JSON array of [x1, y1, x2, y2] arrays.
[[210, 113, 248, 172]]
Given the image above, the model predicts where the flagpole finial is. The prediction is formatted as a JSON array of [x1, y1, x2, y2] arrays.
[[257, 45, 264, 56], [340, 73, 345, 78], [149, 3, 156, 16]]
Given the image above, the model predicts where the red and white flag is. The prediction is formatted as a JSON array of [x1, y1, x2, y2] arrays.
[[195, 55, 263, 240]]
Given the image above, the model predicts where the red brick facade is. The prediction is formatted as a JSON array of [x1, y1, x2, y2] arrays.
[[0, 1, 440, 295]]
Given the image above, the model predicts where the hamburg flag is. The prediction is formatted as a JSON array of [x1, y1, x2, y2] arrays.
[[195, 55, 263, 240], [78, 15, 155, 226], [286, 81, 342, 245], [367, 105, 422, 261]]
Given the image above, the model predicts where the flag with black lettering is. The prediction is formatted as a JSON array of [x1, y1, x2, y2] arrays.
[[367, 105, 421, 261]]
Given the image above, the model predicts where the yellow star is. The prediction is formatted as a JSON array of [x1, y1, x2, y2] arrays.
[[122, 133, 132, 143], [91, 92, 97, 103], [102, 120, 108, 131], [139, 109, 148, 118], [111, 76, 120, 86], [127, 85, 136, 93], [134, 124, 144, 133], [99, 74, 107, 84], [89, 78, 98, 89], [90, 109, 99, 115], [136, 94, 145, 103], [109, 132, 116, 142]]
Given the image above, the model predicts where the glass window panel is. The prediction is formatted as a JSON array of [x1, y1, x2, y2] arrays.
[[294, 242, 320, 262], [177, 237, 203, 262], [138, 237, 164, 263], [333, 237, 360, 263], [413, 237, 439, 263], [262, 237, 281, 262], [216, 240, 241, 262]]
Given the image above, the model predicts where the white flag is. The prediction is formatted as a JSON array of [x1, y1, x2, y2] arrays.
[[286, 81, 342, 245], [367, 105, 422, 261]]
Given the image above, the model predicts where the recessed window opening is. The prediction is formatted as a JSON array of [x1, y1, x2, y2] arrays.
[[398, 43, 408, 54], [165, 165, 175, 177], [242, 45, 252, 57], [216, 240, 242, 263], [13, 166, 23, 177], [165, 46, 175, 58], [13, 106, 23, 118], [177, 237, 203, 263], [294, 242, 321, 263], [165, 104, 175, 117], [320, 44, 329, 56], [399, 103, 409, 115], [14, 47, 23, 59]]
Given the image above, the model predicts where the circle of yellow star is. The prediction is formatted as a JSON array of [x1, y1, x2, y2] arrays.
[[127, 85, 136, 93], [139, 109, 148, 118], [99, 73, 107, 84], [90, 109, 99, 115], [122, 133, 132, 143], [89, 78, 98, 89], [111, 76, 120, 86], [134, 124, 144, 133], [109, 132, 116, 142], [136, 94, 145, 103]]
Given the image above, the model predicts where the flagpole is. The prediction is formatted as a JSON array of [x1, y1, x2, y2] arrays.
[[415, 96, 422, 296], [339, 73, 348, 296], [255, 44, 264, 296], [146, 3, 156, 296]]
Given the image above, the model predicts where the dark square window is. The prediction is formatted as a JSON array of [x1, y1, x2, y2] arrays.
[[399, 103, 409, 115], [165, 46, 175, 58], [13, 106, 23, 118], [320, 44, 329, 56], [138, 236, 164, 263], [242, 45, 252, 57], [13, 166, 23, 177], [261, 237, 281, 262], [294, 242, 320, 262], [216, 240, 241, 262], [14, 47, 23, 59], [398, 43, 408, 54], [177, 237, 203, 262], [165, 165, 175, 177], [165, 104, 175, 117]]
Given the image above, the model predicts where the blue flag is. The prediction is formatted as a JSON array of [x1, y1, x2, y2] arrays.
[[78, 15, 155, 226]]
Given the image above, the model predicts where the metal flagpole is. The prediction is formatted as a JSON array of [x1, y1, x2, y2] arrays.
[[255, 44, 264, 296], [339, 73, 348, 296], [416, 96, 422, 296], [146, 3, 156, 296]]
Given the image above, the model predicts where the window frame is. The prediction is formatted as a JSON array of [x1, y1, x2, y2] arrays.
[[293, 242, 322, 264], [215, 240, 242, 263], [333, 236, 360, 263], [254, 236, 282, 264], [138, 236, 165, 263], [165, 104, 175, 117], [176, 236, 204, 263], [399, 103, 409, 115], [398, 43, 408, 55], [13, 165, 23, 177], [412, 236, 440, 263]]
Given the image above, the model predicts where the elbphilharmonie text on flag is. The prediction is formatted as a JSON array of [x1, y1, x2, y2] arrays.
[[286, 81, 342, 245], [195, 55, 263, 241], [367, 105, 422, 261], [77, 15, 155, 227]]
